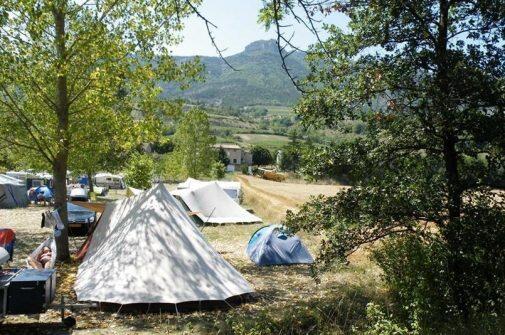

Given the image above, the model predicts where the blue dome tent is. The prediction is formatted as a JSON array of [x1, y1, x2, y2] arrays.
[[35, 186, 53, 199], [246, 225, 314, 266]]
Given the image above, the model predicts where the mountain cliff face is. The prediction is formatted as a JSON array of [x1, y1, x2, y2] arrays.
[[163, 40, 307, 107]]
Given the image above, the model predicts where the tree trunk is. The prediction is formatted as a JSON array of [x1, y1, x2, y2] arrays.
[[87, 171, 94, 193], [53, 3, 71, 262], [443, 133, 461, 220], [437, 0, 468, 320], [436, 0, 461, 221], [53, 159, 70, 261]]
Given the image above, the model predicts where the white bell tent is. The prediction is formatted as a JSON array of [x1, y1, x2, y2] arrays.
[[74, 183, 254, 305]]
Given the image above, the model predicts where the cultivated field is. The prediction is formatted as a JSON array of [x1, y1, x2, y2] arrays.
[[0, 178, 378, 335], [235, 133, 290, 151]]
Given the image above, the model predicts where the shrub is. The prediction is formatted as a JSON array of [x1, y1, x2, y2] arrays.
[[277, 145, 301, 172], [358, 303, 414, 335], [372, 236, 453, 331], [210, 161, 226, 179], [241, 165, 249, 175], [150, 138, 174, 154], [372, 204, 505, 333]]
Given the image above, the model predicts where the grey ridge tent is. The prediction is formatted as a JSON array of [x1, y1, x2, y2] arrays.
[[74, 183, 254, 306], [0, 174, 28, 208], [172, 182, 262, 224], [177, 178, 242, 203]]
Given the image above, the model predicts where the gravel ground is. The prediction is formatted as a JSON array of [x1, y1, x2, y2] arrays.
[[0, 206, 53, 267]]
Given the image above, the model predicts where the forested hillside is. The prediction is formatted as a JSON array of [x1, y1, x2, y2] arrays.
[[162, 40, 307, 107]]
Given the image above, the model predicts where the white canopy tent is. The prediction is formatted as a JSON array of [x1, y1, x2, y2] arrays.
[[74, 183, 254, 305], [177, 178, 241, 203], [0, 174, 28, 208], [172, 182, 261, 224]]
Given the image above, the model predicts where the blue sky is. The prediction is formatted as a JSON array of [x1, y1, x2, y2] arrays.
[[172, 0, 349, 56]]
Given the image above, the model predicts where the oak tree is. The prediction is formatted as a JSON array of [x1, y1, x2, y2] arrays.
[[262, 0, 505, 327]]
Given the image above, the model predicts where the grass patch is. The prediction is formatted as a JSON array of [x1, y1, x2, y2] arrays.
[[0, 184, 381, 334]]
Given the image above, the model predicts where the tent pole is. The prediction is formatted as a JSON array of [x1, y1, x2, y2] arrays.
[[224, 299, 235, 310], [200, 207, 216, 232]]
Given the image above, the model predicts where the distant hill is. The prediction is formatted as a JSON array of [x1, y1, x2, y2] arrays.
[[162, 40, 307, 107]]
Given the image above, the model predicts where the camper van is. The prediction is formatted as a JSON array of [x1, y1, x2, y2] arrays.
[[94, 173, 125, 189]]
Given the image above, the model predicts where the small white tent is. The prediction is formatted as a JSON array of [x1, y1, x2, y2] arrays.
[[177, 178, 242, 203], [0, 174, 28, 208], [172, 182, 261, 224], [74, 183, 253, 305]]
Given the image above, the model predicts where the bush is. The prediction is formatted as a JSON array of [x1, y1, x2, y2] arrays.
[[210, 161, 226, 179], [150, 138, 174, 154], [372, 205, 505, 333], [241, 165, 249, 175], [123, 153, 154, 189], [372, 236, 452, 331], [358, 303, 414, 335]]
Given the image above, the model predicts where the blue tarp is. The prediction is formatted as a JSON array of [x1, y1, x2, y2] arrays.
[[246, 225, 314, 266], [67, 202, 95, 223], [79, 176, 89, 186], [35, 186, 53, 198]]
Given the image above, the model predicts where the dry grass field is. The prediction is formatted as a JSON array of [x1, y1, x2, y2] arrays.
[[237, 175, 348, 222], [0, 178, 380, 335]]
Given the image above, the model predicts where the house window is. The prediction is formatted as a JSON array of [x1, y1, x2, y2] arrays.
[[233, 159, 237, 164]]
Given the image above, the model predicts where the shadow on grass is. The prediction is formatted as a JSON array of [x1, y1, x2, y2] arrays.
[[68, 289, 374, 335], [0, 322, 69, 335], [11, 231, 50, 268]]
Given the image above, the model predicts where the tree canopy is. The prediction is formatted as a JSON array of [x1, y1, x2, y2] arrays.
[[0, 0, 201, 260], [162, 108, 216, 180], [262, 0, 505, 330], [251, 146, 273, 166]]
